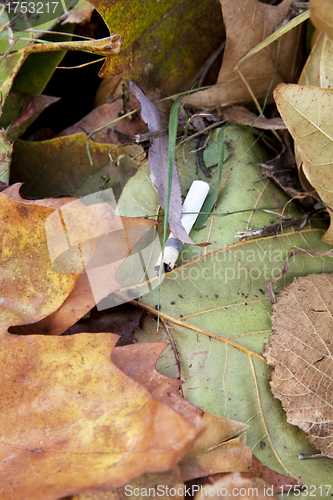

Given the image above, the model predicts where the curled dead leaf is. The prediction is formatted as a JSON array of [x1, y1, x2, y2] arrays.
[[186, 0, 302, 108]]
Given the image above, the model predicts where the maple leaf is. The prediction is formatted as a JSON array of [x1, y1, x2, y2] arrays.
[[0, 332, 200, 499], [264, 274, 333, 458]]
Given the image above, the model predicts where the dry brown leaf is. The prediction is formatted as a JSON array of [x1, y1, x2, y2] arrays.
[[0, 189, 79, 328], [298, 31, 333, 88], [274, 83, 333, 244], [11, 215, 156, 336], [194, 473, 278, 499], [219, 106, 286, 130], [112, 342, 203, 425], [0, 332, 199, 499], [1, 184, 156, 335], [113, 343, 251, 479], [58, 94, 146, 144], [264, 274, 333, 458], [185, 0, 302, 108], [310, 0, 333, 41], [179, 412, 251, 481]]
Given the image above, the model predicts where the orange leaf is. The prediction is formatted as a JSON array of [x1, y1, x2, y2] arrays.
[[0, 333, 199, 499]]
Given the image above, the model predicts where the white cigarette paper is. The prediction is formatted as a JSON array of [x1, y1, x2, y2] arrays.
[[155, 180, 210, 272]]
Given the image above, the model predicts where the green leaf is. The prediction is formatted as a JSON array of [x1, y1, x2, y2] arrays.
[[86, 0, 225, 95], [117, 125, 333, 494]]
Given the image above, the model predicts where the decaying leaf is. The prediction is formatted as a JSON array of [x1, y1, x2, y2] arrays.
[[86, 0, 224, 96], [185, 0, 302, 108], [0, 332, 199, 499], [194, 473, 278, 500], [10, 132, 145, 199], [178, 412, 251, 480], [274, 83, 333, 244], [261, 136, 315, 207], [264, 274, 333, 458], [0, 189, 79, 328], [0, 183, 156, 335], [310, 0, 333, 41], [130, 81, 193, 244]]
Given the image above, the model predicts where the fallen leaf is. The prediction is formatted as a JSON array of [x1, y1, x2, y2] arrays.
[[0, 92, 60, 142], [179, 412, 251, 481], [219, 106, 286, 130], [86, 0, 224, 96], [0, 190, 79, 328], [58, 100, 146, 145], [61, 304, 143, 345], [10, 132, 145, 199], [10, 216, 157, 335], [264, 273, 333, 458], [0, 332, 199, 499], [113, 342, 251, 477], [194, 473, 278, 499], [310, 0, 333, 41], [274, 83, 333, 244], [0, 183, 157, 335], [185, 0, 302, 108], [0, 129, 12, 185], [130, 81, 192, 244], [117, 125, 333, 488], [298, 31, 333, 88]]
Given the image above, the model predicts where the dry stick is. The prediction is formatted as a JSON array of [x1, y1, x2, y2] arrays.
[[237, 210, 320, 239], [24, 34, 122, 56]]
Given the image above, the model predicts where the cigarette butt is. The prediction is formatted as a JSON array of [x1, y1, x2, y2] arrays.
[[155, 180, 210, 272]]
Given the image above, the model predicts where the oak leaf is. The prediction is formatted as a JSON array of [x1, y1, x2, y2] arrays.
[[264, 274, 333, 458], [185, 0, 302, 108]]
